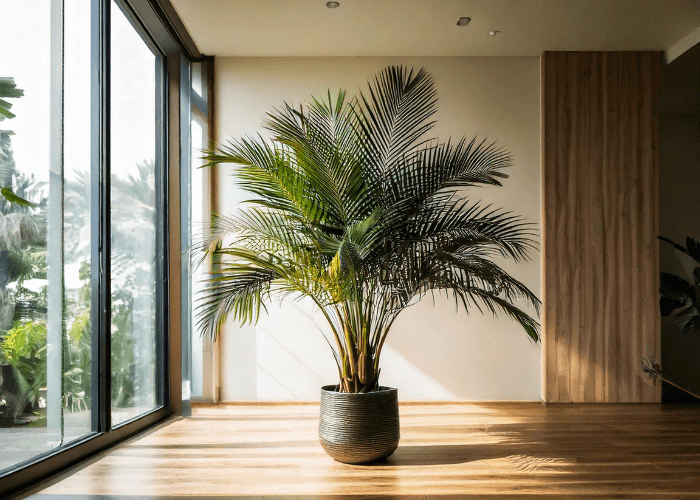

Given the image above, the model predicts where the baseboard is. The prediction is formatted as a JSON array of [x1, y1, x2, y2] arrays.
[[193, 400, 543, 406]]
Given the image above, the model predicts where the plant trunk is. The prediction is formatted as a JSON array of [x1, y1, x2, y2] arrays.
[[334, 302, 386, 393], [339, 355, 380, 393]]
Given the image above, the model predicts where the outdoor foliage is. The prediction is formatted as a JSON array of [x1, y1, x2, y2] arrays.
[[0, 75, 156, 418], [195, 66, 541, 393], [1, 320, 47, 404], [0, 77, 24, 123], [1, 78, 37, 208], [0, 129, 49, 416]]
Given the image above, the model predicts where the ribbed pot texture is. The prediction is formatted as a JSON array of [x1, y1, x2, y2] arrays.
[[319, 385, 400, 464]]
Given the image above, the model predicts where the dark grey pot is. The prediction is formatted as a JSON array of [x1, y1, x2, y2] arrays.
[[319, 385, 400, 464]]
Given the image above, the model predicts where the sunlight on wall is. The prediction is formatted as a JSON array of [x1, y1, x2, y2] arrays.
[[215, 56, 542, 401], [243, 301, 460, 401], [378, 345, 459, 401], [255, 301, 335, 400]]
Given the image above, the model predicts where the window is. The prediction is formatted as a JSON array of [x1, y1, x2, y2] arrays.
[[109, 0, 164, 427], [0, 0, 180, 490], [183, 60, 213, 404], [0, 0, 94, 472]]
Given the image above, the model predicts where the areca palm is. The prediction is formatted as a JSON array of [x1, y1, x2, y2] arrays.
[[195, 66, 540, 394]]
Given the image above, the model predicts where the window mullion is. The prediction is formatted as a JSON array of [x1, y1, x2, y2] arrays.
[[90, 0, 111, 434], [47, 0, 65, 447]]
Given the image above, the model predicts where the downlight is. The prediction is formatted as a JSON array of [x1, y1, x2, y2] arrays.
[[326, 1, 340, 8], [488, 30, 501, 36], [456, 17, 471, 26]]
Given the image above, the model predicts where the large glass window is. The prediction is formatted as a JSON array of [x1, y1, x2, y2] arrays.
[[110, 0, 162, 426], [0, 0, 169, 482], [0, 0, 93, 471]]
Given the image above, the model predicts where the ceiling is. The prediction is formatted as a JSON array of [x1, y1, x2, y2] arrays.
[[170, 0, 700, 57]]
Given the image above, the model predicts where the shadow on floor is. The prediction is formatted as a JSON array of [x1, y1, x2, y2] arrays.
[[118, 441, 579, 468], [363, 443, 569, 468]]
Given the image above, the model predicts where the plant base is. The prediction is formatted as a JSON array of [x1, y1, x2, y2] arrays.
[[319, 385, 400, 464]]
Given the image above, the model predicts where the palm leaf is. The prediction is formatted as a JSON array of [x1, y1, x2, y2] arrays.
[[0, 78, 24, 124], [1, 187, 38, 208], [193, 66, 541, 392], [196, 267, 277, 340]]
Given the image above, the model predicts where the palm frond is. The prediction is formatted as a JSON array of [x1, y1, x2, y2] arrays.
[[355, 67, 438, 177], [193, 65, 541, 392], [383, 137, 511, 207], [400, 194, 538, 263], [0, 77, 24, 123], [265, 92, 368, 223], [457, 287, 541, 343], [205, 136, 328, 223], [196, 267, 278, 340]]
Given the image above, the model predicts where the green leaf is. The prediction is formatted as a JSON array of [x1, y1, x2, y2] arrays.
[[0, 105, 16, 121], [0, 78, 25, 98], [659, 236, 700, 264], [1, 186, 38, 207], [0, 77, 24, 123]]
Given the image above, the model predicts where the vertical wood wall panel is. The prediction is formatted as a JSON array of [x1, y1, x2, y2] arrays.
[[542, 51, 661, 402]]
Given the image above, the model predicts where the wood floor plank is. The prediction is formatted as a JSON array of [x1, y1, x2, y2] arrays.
[[19, 403, 700, 499]]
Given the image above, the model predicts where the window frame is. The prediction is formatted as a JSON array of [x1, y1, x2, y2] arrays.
[[109, 0, 168, 430], [0, 0, 198, 496], [181, 57, 215, 407]]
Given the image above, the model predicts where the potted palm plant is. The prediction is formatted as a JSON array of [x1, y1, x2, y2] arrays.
[[195, 66, 540, 464]]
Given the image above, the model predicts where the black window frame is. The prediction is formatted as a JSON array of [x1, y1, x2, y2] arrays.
[[0, 0, 200, 497]]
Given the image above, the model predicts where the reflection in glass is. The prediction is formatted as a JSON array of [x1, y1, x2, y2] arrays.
[[110, 1, 158, 426], [62, 0, 93, 447], [0, 0, 92, 473]]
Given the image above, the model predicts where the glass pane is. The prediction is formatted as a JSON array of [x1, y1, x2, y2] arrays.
[[190, 115, 205, 398], [0, 0, 93, 473], [63, 0, 93, 444], [0, 1, 54, 471], [110, 1, 159, 426], [191, 62, 202, 98]]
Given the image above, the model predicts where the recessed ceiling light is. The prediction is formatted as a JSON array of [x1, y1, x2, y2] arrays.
[[488, 30, 501, 36], [326, 1, 340, 8], [456, 17, 471, 26]]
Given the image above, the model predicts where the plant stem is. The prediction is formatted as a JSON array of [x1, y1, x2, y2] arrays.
[[661, 377, 700, 401]]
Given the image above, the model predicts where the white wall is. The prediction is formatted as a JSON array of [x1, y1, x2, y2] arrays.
[[213, 57, 541, 401]]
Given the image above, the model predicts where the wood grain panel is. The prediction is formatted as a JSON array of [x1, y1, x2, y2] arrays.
[[541, 51, 661, 402]]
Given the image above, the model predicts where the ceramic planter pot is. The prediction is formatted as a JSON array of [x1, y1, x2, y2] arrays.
[[318, 385, 400, 464]]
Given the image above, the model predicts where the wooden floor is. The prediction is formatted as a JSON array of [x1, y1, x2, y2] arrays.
[[22, 402, 700, 499]]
